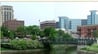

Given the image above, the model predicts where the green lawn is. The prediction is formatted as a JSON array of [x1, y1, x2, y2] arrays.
[[81, 44, 98, 53]]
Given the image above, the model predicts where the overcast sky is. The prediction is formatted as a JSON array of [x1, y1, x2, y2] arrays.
[[1, 2, 98, 26]]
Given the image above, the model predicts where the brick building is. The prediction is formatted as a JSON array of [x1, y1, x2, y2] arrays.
[[40, 20, 56, 29], [3, 19, 24, 31], [77, 25, 98, 38]]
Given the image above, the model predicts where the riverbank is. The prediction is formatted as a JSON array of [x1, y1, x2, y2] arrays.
[[78, 44, 98, 54], [78, 50, 98, 54], [1, 48, 45, 54]]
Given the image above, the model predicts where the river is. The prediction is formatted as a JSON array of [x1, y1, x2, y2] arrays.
[[1, 46, 77, 54]]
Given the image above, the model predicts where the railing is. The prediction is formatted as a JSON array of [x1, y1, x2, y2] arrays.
[[40, 38, 97, 45]]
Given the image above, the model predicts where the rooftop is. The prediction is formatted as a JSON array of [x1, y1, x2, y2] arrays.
[[78, 24, 98, 27]]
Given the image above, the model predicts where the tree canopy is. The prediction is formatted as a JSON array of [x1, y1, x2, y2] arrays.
[[93, 30, 98, 38]]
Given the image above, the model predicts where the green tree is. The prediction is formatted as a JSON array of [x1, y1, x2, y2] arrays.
[[9, 31, 16, 39], [26, 25, 40, 35], [16, 26, 26, 38], [39, 30, 44, 37], [43, 27, 57, 39], [1, 26, 9, 38], [63, 33, 72, 39], [93, 30, 98, 38], [57, 29, 72, 39], [57, 29, 65, 36], [26, 25, 40, 40]]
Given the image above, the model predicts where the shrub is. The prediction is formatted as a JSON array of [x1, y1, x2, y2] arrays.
[[9, 39, 43, 50]]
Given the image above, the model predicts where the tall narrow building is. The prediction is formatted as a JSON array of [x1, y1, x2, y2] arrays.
[[0, 6, 2, 27], [0, 5, 14, 24], [87, 10, 98, 25], [59, 16, 69, 30]]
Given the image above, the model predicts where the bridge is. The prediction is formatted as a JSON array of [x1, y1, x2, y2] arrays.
[[1, 38, 97, 45], [40, 38, 97, 45]]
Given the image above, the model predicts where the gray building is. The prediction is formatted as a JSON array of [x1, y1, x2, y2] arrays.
[[0, 5, 14, 24]]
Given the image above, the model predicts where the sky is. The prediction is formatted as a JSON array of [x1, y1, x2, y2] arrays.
[[1, 2, 98, 26]]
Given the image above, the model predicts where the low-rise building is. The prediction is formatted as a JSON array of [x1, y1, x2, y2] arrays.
[[40, 20, 56, 29], [77, 25, 98, 38], [3, 19, 24, 31]]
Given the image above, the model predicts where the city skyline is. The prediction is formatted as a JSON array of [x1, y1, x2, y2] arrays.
[[0, 2, 98, 26]]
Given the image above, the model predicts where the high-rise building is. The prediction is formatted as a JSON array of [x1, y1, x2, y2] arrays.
[[87, 10, 98, 25], [0, 6, 2, 27], [59, 16, 69, 30], [70, 19, 81, 32], [0, 5, 14, 23], [81, 19, 87, 25]]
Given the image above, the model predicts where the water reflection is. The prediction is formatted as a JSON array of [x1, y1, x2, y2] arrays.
[[1, 48, 77, 54]]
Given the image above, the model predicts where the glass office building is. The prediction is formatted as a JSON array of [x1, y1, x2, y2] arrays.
[[87, 10, 98, 25], [70, 19, 81, 32], [81, 19, 87, 25], [59, 16, 69, 30]]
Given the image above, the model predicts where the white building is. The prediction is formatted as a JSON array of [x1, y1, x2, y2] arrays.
[[0, 5, 14, 25]]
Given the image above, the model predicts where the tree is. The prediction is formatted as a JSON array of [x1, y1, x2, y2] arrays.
[[57, 29, 65, 36], [43, 27, 57, 39], [57, 29, 72, 39], [1, 26, 9, 38], [16, 26, 26, 38], [9, 31, 16, 39], [39, 30, 45, 37], [26, 25, 40, 40], [93, 30, 98, 38], [26, 25, 40, 35]]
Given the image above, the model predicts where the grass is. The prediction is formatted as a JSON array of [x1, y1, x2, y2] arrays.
[[81, 44, 98, 53]]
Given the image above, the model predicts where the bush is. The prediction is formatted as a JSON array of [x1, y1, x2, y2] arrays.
[[9, 39, 43, 50]]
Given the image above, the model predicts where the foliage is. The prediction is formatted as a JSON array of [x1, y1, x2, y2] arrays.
[[93, 30, 98, 38], [31, 35, 37, 40], [1, 26, 10, 38], [43, 27, 57, 39], [57, 29, 72, 39], [26, 25, 40, 35], [16, 26, 26, 38], [39, 30, 45, 37], [9, 39, 43, 50], [9, 31, 16, 39]]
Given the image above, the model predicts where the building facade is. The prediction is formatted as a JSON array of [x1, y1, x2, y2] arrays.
[[87, 10, 98, 25], [3, 19, 24, 31], [56, 22, 59, 28], [70, 19, 82, 32], [77, 25, 98, 38], [40, 20, 56, 29], [81, 19, 87, 25], [0, 6, 2, 27], [59, 16, 69, 30], [0, 5, 14, 23]]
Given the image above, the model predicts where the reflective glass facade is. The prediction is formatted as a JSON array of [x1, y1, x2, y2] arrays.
[[87, 10, 98, 25], [59, 16, 69, 30]]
